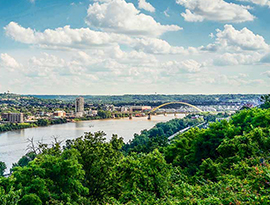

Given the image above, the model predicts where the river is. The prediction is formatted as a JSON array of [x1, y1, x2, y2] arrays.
[[0, 114, 185, 171]]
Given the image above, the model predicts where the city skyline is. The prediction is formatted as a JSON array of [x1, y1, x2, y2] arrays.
[[0, 0, 270, 94]]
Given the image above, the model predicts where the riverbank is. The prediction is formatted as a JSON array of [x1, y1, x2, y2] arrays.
[[0, 114, 183, 171], [0, 122, 37, 133], [0, 112, 131, 134], [0, 118, 67, 134]]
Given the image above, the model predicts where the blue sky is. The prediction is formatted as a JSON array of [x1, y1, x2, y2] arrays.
[[0, 0, 269, 94]]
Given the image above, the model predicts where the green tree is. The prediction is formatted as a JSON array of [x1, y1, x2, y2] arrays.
[[0, 161, 7, 176], [97, 110, 112, 119], [69, 132, 124, 203], [19, 194, 42, 205], [12, 148, 88, 204], [36, 119, 50, 126], [111, 149, 172, 203]]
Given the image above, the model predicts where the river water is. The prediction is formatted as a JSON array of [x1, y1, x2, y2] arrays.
[[0, 114, 184, 171]]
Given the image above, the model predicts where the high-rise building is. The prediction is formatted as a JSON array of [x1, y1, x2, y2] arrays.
[[7, 113, 24, 123], [75, 97, 84, 117]]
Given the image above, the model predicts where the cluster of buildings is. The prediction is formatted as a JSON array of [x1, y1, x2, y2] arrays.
[[39, 97, 86, 119], [4, 96, 240, 124], [0, 113, 24, 123]]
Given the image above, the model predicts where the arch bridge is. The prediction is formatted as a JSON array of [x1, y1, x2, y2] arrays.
[[147, 102, 203, 120]]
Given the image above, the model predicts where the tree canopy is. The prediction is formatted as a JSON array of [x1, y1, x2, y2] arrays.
[[1, 103, 270, 204]]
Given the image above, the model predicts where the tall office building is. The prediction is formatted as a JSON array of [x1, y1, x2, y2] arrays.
[[75, 97, 84, 117], [7, 113, 24, 123]]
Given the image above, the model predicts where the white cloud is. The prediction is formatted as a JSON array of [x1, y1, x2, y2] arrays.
[[260, 53, 270, 63], [138, 0, 155, 12], [201, 25, 269, 52], [132, 37, 197, 54], [162, 59, 203, 74], [86, 0, 181, 37], [164, 8, 170, 17], [213, 52, 261, 66], [24, 46, 159, 80], [216, 74, 265, 86], [0, 53, 21, 70], [216, 25, 269, 51], [4, 22, 132, 49], [199, 25, 270, 66], [27, 53, 67, 77], [4, 22, 191, 55], [133, 38, 186, 54], [176, 0, 255, 23], [238, 0, 270, 7], [181, 9, 204, 22], [108, 45, 157, 63]]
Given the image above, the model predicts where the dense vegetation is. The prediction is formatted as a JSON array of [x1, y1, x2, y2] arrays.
[[0, 98, 269, 204], [36, 118, 67, 127], [0, 119, 67, 134], [0, 123, 37, 133], [122, 116, 204, 154]]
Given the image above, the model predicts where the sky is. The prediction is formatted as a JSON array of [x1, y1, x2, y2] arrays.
[[0, 0, 269, 95]]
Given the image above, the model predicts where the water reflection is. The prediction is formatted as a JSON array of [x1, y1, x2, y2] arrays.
[[7, 129, 25, 137]]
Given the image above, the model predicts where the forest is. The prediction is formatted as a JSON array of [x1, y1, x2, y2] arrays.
[[0, 95, 270, 204]]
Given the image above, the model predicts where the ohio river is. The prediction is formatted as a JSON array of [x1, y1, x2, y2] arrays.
[[0, 114, 185, 171]]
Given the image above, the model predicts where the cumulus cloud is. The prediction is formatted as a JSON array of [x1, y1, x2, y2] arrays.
[[138, 0, 155, 12], [238, 0, 270, 7], [24, 47, 158, 80], [213, 52, 261, 66], [220, 75, 265, 86], [4, 22, 132, 49], [4, 22, 191, 55], [176, 0, 255, 23], [201, 25, 269, 52], [86, 0, 181, 37], [109, 45, 157, 63], [181, 9, 204, 22], [215, 25, 269, 51], [132, 38, 190, 54], [162, 59, 203, 74], [27, 53, 68, 77], [0, 53, 21, 70]]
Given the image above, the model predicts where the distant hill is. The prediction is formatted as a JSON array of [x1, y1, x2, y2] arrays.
[[27, 94, 262, 105]]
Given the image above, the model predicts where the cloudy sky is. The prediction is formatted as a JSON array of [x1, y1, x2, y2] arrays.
[[0, 0, 269, 95]]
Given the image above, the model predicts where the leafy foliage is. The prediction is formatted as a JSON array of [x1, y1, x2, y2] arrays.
[[123, 116, 203, 154], [1, 106, 270, 204], [0, 161, 7, 176]]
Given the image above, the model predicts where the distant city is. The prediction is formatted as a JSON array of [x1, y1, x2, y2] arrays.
[[0, 93, 262, 124]]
